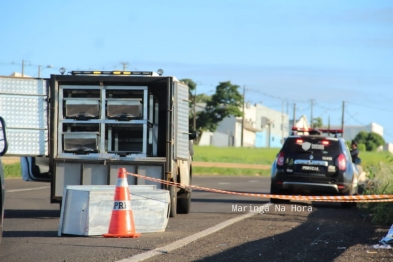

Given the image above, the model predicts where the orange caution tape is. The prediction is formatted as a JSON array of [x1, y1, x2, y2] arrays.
[[126, 172, 393, 203]]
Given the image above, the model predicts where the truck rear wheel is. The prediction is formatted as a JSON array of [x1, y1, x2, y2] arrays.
[[177, 192, 191, 214], [169, 184, 177, 217]]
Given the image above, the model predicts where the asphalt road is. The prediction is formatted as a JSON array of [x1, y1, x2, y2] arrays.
[[0, 176, 270, 262], [0, 177, 392, 262]]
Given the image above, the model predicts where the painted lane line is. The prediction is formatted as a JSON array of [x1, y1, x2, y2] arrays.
[[218, 182, 230, 185], [6, 186, 50, 193], [117, 203, 272, 262]]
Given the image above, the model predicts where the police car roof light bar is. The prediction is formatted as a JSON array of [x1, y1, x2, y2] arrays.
[[291, 126, 343, 135]]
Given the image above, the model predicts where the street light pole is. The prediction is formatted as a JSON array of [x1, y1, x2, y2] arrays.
[[38, 65, 54, 78]]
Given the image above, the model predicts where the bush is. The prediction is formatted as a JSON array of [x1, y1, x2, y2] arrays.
[[358, 143, 366, 152], [354, 131, 385, 152], [361, 160, 393, 225]]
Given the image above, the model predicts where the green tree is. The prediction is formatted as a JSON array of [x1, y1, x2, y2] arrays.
[[196, 81, 243, 132], [196, 93, 211, 103], [312, 117, 323, 128], [354, 131, 385, 151]]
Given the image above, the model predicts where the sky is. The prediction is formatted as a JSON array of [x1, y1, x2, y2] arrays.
[[1, 1, 392, 142]]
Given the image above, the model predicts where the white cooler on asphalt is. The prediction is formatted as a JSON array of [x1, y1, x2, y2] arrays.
[[58, 185, 170, 236]]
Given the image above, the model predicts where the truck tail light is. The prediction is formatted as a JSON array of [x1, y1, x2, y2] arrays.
[[277, 152, 285, 166], [337, 154, 346, 171]]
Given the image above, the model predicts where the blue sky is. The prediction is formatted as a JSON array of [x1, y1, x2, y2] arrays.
[[1, 1, 393, 142]]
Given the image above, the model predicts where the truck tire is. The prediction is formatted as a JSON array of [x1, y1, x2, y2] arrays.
[[169, 184, 177, 217], [177, 192, 191, 214]]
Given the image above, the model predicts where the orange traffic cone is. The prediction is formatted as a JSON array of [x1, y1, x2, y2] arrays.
[[103, 168, 141, 238]]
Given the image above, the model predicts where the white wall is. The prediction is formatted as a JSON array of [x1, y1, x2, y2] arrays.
[[199, 102, 289, 148], [198, 131, 213, 146], [216, 116, 236, 136], [255, 104, 289, 146], [341, 123, 384, 142], [384, 143, 393, 154]]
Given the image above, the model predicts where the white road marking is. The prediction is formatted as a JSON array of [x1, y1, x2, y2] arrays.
[[248, 180, 259, 183], [218, 182, 230, 185], [118, 203, 272, 262], [6, 186, 50, 193]]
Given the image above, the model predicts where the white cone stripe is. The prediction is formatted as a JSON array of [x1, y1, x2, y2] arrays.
[[116, 178, 129, 187], [113, 201, 132, 210]]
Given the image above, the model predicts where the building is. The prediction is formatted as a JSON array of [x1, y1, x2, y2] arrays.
[[288, 115, 310, 135], [329, 123, 383, 142], [9, 72, 32, 77], [199, 103, 289, 148], [384, 143, 393, 154]]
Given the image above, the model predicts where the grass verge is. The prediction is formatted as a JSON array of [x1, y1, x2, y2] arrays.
[[3, 162, 22, 178], [193, 167, 271, 176], [193, 146, 278, 165], [359, 159, 393, 225]]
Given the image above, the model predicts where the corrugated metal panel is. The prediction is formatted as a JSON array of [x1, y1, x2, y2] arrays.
[[0, 77, 48, 155], [174, 82, 189, 160]]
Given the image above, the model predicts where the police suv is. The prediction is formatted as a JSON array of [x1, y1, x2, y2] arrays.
[[270, 127, 358, 208]]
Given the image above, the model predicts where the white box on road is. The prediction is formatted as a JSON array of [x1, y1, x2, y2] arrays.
[[58, 185, 170, 236]]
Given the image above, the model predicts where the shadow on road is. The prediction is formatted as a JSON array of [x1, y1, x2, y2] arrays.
[[191, 202, 392, 261], [4, 209, 60, 219], [2, 230, 58, 238]]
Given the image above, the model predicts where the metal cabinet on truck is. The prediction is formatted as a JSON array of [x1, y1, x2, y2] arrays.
[[0, 70, 194, 217]]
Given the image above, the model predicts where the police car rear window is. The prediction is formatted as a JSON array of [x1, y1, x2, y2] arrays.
[[283, 137, 340, 156]]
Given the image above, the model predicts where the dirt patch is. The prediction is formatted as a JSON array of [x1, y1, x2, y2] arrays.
[[1, 156, 20, 164]]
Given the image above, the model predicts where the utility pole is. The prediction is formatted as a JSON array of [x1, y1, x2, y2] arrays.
[[241, 86, 245, 147], [281, 100, 284, 142], [292, 103, 296, 128], [286, 100, 289, 116], [121, 62, 128, 71], [22, 59, 25, 77], [310, 99, 314, 128], [328, 115, 331, 130], [341, 101, 345, 135]]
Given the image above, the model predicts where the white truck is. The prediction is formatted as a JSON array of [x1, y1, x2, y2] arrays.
[[0, 69, 194, 217]]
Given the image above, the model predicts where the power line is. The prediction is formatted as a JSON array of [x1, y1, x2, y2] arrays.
[[247, 88, 309, 103], [314, 102, 341, 111], [346, 101, 391, 112], [345, 109, 364, 125]]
